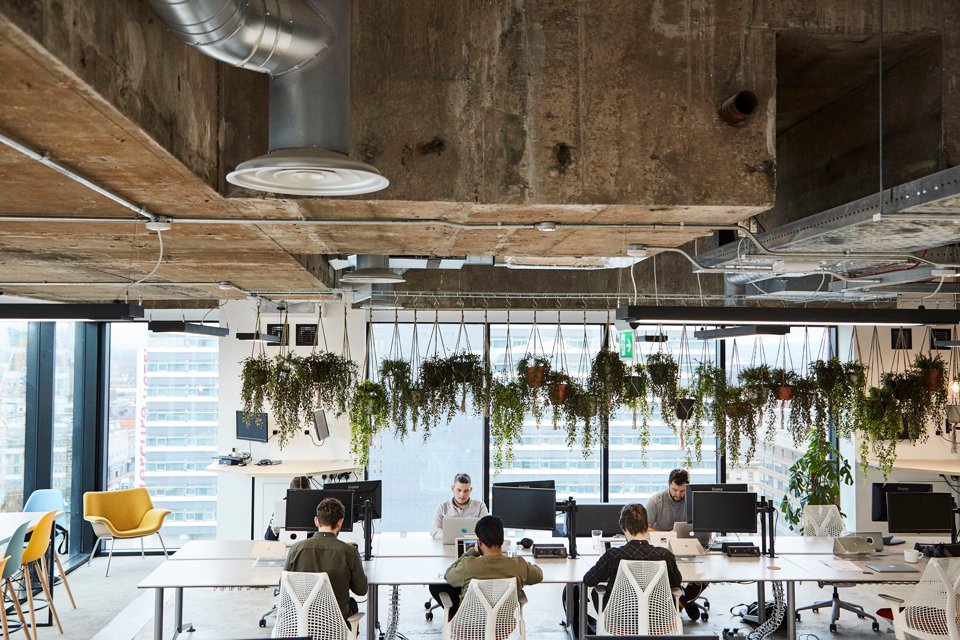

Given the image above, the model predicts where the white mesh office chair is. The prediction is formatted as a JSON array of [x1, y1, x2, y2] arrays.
[[272, 571, 363, 640], [442, 578, 525, 640], [795, 504, 880, 632], [802, 504, 847, 537], [890, 558, 960, 640], [594, 560, 683, 636]]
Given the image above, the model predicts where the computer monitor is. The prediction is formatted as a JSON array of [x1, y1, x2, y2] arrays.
[[285, 489, 355, 532], [871, 482, 933, 521], [493, 479, 556, 489], [887, 492, 955, 535], [574, 504, 625, 537], [685, 483, 749, 523], [491, 485, 557, 531], [323, 480, 382, 520], [312, 410, 330, 441], [236, 410, 268, 443], [692, 491, 758, 533]]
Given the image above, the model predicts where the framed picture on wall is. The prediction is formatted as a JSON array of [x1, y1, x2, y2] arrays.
[[296, 324, 318, 347]]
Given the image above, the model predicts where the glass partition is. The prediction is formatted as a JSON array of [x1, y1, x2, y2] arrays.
[[0, 322, 28, 512]]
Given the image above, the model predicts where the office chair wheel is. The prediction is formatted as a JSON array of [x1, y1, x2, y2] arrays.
[[259, 619, 266, 628], [702, 613, 709, 622], [795, 613, 802, 622], [873, 622, 880, 632], [812, 608, 820, 613], [830, 623, 838, 633], [858, 614, 866, 619], [425, 612, 434, 622], [424, 600, 432, 609], [704, 601, 710, 610]]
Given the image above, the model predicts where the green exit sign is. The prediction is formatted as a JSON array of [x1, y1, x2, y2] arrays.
[[619, 331, 634, 359]]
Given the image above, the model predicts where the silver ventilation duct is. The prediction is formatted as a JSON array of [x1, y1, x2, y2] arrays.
[[148, 0, 388, 196]]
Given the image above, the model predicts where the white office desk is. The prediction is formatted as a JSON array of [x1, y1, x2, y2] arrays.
[[170, 539, 286, 561], [785, 553, 928, 583], [138, 556, 374, 640], [206, 459, 355, 538], [0, 511, 49, 544]]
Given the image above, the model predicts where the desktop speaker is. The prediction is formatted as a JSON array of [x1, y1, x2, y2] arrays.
[[532, 543, 567, 558], [725, 545, 760, 557]]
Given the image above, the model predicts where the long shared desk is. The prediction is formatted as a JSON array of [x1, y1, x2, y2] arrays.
[[139, 535, 932, 640]]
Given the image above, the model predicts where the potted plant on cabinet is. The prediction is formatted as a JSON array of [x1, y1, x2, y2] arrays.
[[779, 429, 853, 532], [349, 380, 389, 470]]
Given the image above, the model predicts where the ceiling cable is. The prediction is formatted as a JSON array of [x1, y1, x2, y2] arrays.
[[122, 229, 165, 296]]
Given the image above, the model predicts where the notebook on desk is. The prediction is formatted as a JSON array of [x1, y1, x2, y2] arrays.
[[864, 562, 920, 573]]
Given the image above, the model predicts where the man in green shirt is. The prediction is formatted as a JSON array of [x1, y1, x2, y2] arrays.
[[283, 497, 368, 621], [442, 515, 543, 618]]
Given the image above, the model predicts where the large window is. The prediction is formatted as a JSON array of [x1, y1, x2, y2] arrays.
[[108, 325, 219, 546], [610, 327, 718, 503], [52, 323, 77, 530], [368, 323, 484, 533], [0, 322, 28, 512], [489, 323, 603, 502], [725, 328, 829, 534]]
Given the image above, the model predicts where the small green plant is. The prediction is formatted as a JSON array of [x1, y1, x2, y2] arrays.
[[589, 347, 629, 423], [240, 353, 272, 419], [544, 369, 573, 430], [646, 352, 680, 429], [516, 355, 550, 425], [857, 385, 903, 477], [302, 351, 357, 418], [268, 353, 312, 447], [379, 359, 412, 439]]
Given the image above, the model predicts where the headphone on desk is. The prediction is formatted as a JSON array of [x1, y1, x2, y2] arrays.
[[519, 537, 534, 549]]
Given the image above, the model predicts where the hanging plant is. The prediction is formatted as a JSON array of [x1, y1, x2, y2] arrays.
[[738, 364, 775, 439], [857, 385, 903, 478], [268, 353, 312, 447], [913, 353, 948, 426], [349, 380, 389, 470], [689, 362, 726, 461], [302, 351, 357, 418], [646, 351, 680, 429], [518, 354, 550, 389], [562, 381, 597, 456], [516, 354, 549, 425], [785, 374, 816, 447], [490, 379, 527, 471], [779, 429, 853, 532], [419, 355, 460, 431], [545, 369, 573, 430], [624, 364, 651, 452], [447, 351, 491, 416], [723, 384, 762, 463], [588, 346, 629, 419], [240, 353, 272, 419], [379, 359, 413, 440]]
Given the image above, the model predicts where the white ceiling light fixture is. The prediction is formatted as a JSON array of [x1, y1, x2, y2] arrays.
[[626, 244, 648, 258], [339, 254, 405, 284], [227, 149, 389, 197], [535, 221, 558, 232]]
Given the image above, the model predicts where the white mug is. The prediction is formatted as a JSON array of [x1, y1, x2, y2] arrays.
[[903, 549, 922, 563]]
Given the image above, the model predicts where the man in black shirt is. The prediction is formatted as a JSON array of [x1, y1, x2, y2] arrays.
[[567, 503, 682, 637]]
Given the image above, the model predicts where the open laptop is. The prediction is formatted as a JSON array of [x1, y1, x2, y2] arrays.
[[442, 517, 480, 544], [673, 520, 711, 547], [670, 537, 706, 557], [864, 562, 920, 573], [649, 531, 677, 549]]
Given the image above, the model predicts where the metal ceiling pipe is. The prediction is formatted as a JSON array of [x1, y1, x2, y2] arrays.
[[147, 0, 332, 77], [719, 91, 759, 126]]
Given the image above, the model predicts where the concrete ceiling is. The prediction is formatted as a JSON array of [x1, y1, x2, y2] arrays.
[[0, 1, 958, 306]]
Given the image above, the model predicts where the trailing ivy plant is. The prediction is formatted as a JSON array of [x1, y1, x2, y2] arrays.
[[516, 355, 549, 426], [302, 351, 357, 418], [646, 351, 680, 430], [490, 379, 527, 471], [545, 369, 573, 430], [418, 355, 460, 432], [379, 359, 413, 440], [240, 353, 272, 419], [563, 382, 598, 456], [588, 346, 629, 421], [689, 362, 727, 463], [857, 385, 903, 477], [786, 374, 817, 447], [810, 358, 866, 440], [349, 380, 389, 470], [268, 353, 312, 447], [447, 351, 491, 416], [738, 364, 775, 439], [779, 429, 853, 532], [623, 364, 651, 456]]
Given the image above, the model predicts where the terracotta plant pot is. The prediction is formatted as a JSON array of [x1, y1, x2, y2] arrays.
[[776, 385, 795, 401], [547, 383, 569, 405], [524, 365, 546, 388], [675, 397, 696, 421], [924, 369, 943, 392]]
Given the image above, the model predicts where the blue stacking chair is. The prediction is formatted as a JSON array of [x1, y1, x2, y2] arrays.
[[23, 489, 77, 608], [1, 522, 33, 640]]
